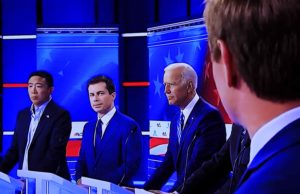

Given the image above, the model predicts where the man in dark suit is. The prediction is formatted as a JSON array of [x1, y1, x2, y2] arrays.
[[0, 70, 72, 180], [143, 63, 226, 192], [178, 124, 250, 194], [204, 0, 300, 193], [75, 75, 142, 186]]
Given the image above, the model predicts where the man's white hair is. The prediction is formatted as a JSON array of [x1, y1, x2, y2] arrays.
[[164, 62, 198, 89]]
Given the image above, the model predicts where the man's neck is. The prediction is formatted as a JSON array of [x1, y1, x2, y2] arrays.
[[237, 94, 300, 138], [180, 93, 196, 110]]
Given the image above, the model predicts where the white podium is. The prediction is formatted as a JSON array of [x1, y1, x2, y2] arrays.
[[0, 172, 24, 194], [134, 188, 153, 194], [17, 170, 88, 194], [81, 176, 134, 194]]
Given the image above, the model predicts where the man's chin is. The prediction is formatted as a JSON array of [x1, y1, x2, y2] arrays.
[[167, 101, 174, 105], [92, 108, 101, 113]]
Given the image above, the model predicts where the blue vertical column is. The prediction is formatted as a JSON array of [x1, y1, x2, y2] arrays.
[[118, 0, 154, 185], [1, 0, 37, 177]]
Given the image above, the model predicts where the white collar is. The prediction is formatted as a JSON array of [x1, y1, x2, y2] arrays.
[[181, 94, 199, 125], [30, 97, 52, 116], [98, 107, 116, 125], [249, 106, 300, 166]]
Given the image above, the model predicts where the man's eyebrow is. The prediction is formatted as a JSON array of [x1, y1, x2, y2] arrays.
[[28, 82, 44, 85]]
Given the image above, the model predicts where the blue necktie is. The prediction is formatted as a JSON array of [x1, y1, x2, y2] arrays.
[[94, 119, 103, 154], [177, 111, 185, 144]]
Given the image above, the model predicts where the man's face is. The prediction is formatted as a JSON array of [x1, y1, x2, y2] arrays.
[[28, 76, 52, 106], [163, 68, 188, 109], [88, 82, 115, 116]]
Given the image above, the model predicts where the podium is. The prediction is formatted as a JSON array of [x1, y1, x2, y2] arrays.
[[81, 176, 134, 194], [134, 188, 153, 194], [0, 172, 24, 194], [17, 170, 88, 194]]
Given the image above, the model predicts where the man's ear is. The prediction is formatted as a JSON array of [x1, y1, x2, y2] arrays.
[[217, 40, 238, 87], [186, 80, 194, 93], [49, 86, 54, 93], [111, 92, 116, 99]]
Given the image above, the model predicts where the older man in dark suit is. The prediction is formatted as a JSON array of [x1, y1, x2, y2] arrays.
[[0, 70, 72, 180], [143, 63, 226, 192]]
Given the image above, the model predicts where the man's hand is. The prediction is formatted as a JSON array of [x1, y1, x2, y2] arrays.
[[76, 178, 82, 185]]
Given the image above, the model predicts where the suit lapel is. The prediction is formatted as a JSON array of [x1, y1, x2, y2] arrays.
[[176, 115, 196, 166], [21, 109, 32, 149], [31, 101, 54, 144], [239, 119, 300, 185], [87, 121, 97, 163], [95, 112, 120, 161], [175, 100, 202, 167], [177, 99, 204, 148]]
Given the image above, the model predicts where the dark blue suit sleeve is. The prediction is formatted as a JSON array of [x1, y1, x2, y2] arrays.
[[184, 110, 226, 180], [39, 110, 72, 171], [75, 123, 89, 181], [179, 135, 231, 194]]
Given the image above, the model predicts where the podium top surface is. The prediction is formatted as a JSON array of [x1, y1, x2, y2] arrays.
[[0, 171, 24, 190], [17, 170, 88, 194], [0, 172, 10, 183], [81, 176, 134, 194]]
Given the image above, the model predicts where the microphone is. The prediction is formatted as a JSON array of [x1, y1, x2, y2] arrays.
[[180, 129, 201, 193], [118, 127, 137, 186]]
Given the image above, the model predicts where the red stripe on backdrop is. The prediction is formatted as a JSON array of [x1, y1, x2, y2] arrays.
[[3, 83, 28, 88], [122, 82, 150, 87], [149, 137, 169, 148], [201, 57, 232, 123], [66, 140, 82, 157]]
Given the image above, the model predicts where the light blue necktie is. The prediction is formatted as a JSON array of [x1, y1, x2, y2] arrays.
[[177, 111, 185, 144]]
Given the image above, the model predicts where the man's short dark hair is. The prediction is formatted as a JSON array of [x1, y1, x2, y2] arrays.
[[204, 0, 300, 102], [87, 75, 116, 94], [29, 70, 54, 87]]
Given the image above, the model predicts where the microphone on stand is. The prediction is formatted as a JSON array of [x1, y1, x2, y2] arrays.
[[180, 128, 200, 193], [118, 127, 137, 186]]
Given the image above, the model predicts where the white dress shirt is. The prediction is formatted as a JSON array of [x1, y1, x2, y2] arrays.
[[181, 94, 200, 128], [22, 98, 51, 170], [249, 106, 300, 166]]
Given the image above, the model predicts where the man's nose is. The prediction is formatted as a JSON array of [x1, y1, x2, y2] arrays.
[[93, 95, 99, 101], [30, 86, 37, 93], [164, 85, 170, 93]]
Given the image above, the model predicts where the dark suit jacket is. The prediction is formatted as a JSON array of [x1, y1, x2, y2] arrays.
[[179, 124, 250, 194], [0, 100, 72, 180], [75, 110, 142, 186], [235, 118, 300, 194], [143, 97, 226, 192]]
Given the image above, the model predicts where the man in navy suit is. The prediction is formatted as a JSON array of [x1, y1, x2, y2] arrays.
[[143, 63, 226, 192], [178, 124, 250, 194], [75, 75, 142, 186], [204, 0, 300, 193], [0, 70, 72, 180]]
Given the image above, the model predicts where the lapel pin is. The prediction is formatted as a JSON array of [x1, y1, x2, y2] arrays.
[[46, 115, 50, 118]]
